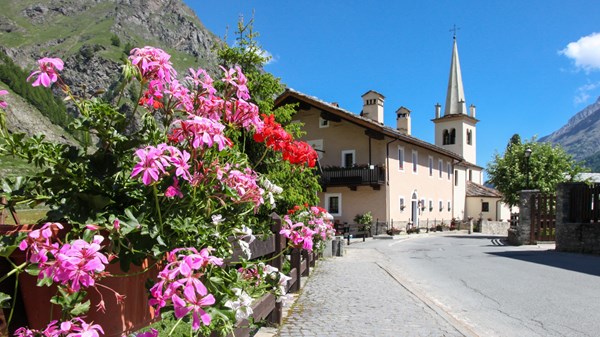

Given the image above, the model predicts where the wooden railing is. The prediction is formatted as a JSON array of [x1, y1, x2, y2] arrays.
[[320, 165, 385, 186], [218, 214, 319, 337]]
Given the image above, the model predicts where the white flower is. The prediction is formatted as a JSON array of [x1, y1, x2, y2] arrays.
[[235, 226, 255, 259], [276, 293, 294, 306], [238, 240, 251, 259], [212, 214, 224, 225], [262, 178, 283, 194], [225, 288, 254, 321]]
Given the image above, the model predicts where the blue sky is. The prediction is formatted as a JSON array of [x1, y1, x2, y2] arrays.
[[187, 1, 600, 175]]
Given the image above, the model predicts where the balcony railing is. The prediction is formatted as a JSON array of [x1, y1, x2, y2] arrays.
[[320, 165, 385, 187]]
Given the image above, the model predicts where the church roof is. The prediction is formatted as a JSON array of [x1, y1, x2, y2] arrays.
[[466, 181, 503, 198], [274, 88, 464, 162], [444, 38, 467, 116]]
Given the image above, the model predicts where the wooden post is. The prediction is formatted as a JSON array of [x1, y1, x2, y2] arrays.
[[290, 248, 301, 293], [302, 250, 310, 277], [268, 213, 284, 325], [269, 213, 285, 272], [0, 197, 6, 225]]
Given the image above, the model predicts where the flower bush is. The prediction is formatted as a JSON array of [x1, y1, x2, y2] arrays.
[[0, 43, 333, 337]]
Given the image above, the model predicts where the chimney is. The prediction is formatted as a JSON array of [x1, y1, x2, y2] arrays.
[[435, 103, 441, 119], [396, 106, 411, 135], [361, 90, 385, 124], [469, 104, 476, 118]]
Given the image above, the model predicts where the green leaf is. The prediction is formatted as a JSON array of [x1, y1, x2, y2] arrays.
[[0, 292, 11, 308], [209, 276, 224, 285], [70, 299, 91, 316], [25, 264, 40, 276]]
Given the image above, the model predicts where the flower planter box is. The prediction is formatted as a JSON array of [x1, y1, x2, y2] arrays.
[[1, 224, 158, 337], [16, 259, 158, 337]]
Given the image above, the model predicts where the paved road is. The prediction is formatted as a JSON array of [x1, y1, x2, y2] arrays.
[[374, 234, 600, 337], [277, 234, 600, 337], [277, 243, 466, 337]]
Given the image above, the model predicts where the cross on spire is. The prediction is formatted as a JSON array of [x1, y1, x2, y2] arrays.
[[449, 24, 460, 39]]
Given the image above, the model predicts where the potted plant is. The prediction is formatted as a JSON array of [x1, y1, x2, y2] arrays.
[[353, 211, 373, 236], [0, 44, 324, 337]]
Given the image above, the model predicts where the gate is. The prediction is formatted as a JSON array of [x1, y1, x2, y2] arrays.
[[530, 192, 556, 243]]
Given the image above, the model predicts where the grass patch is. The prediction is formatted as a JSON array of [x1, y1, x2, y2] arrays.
[[0, 156, 38, 178], [1, 207, 49, 225]]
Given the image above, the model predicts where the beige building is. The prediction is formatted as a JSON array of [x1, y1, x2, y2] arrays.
[[274, 38, 509, 229]]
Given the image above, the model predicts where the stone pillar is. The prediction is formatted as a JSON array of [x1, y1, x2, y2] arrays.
[[515, 189, 540, 245], [555, 183, 575, 252]]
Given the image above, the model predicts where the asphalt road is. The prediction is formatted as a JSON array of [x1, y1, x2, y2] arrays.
[[369, 233, 600, 337]]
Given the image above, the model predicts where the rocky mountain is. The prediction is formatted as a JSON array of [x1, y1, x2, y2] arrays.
[[539, 96, 600, 171], [0, 0, 221, 141]]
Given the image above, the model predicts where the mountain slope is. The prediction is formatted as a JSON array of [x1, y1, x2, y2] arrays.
[[0, 0, 221, 140], [539, 96, 600, 170]]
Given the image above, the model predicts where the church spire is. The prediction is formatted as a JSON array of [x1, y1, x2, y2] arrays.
[[444, 37, 467, 116]]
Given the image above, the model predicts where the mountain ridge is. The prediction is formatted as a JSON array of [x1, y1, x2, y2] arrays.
[[0, 0, 222, 141], [539, 96, 600, 171]]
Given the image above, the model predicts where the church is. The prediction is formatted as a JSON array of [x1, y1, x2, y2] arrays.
[[274, 38, 511, 229]]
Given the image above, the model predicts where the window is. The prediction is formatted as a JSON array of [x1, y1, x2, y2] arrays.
[[428, 199, 433, 212], [420, 198, 426, 211], [469, 169, 473, 182], [447, 162, 452, 180], [482, 202, 490, 213], [399, 197, 406, 212], [428, 156, 433, 176], [450, 128, 456, 144], [466, 129, 472, 145], [307, 139, 323, 159], [342, 150, 355, 168], [398, 146, 405, 171], [443, 129, 450, 145], [448, 201, 452, 212], [319, 117, 329, 128], [412, 150, 418, 173], [325, 193, 342, 216], [454, 170, 459, 186], [439, 200, 444, 211], [438, 159, 443, 178]]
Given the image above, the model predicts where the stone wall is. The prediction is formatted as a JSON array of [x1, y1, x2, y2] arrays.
[[555, 183, 600, 254], [480, 220, 510, 235], [555, 223, 600, 254]]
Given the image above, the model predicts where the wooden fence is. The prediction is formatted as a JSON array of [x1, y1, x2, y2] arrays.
[[216, 214, 319, 337], [530, 192, 556, 242], [567, 183, 600, 223], [0, 213, 320, 337]]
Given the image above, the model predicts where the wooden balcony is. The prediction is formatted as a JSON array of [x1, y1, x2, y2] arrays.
[[320, 165, 385, 190]]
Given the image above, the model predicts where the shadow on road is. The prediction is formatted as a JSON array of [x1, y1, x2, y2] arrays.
[[487, 250, 600, 277]]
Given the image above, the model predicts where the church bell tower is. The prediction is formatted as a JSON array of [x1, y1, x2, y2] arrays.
[[432, 35, 479, 164]]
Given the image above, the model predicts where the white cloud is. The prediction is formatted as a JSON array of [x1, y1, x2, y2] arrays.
[[574, 81, 600, 105], [257, 48, 276, 65], [560, 32, 600, 72]]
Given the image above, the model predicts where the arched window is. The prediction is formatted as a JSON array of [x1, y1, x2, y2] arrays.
[[450, 128, 456, 144], [467, 129, 472, 145], [443, 129, 449, 145]]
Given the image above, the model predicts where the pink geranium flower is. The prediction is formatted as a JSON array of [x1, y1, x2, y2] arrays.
[[27, 57, 64, 87], [172, 285, 215, 330], [0, 89, 8, 109], [165, 178, 184, 198], [131, 145, 170, 185]]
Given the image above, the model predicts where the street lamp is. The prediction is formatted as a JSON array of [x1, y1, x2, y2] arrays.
[[524, 147, 532, 189]]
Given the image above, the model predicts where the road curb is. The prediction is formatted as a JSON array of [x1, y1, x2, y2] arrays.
[[376, 258, 480, 337]]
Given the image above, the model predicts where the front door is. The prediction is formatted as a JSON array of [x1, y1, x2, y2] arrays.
[[411, 191, 418, 227]]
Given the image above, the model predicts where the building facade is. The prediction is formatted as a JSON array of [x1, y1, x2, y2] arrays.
[[274, 38, 508, 228]]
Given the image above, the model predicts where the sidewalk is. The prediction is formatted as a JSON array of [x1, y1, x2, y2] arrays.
[[272, 244, 467, 337]]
